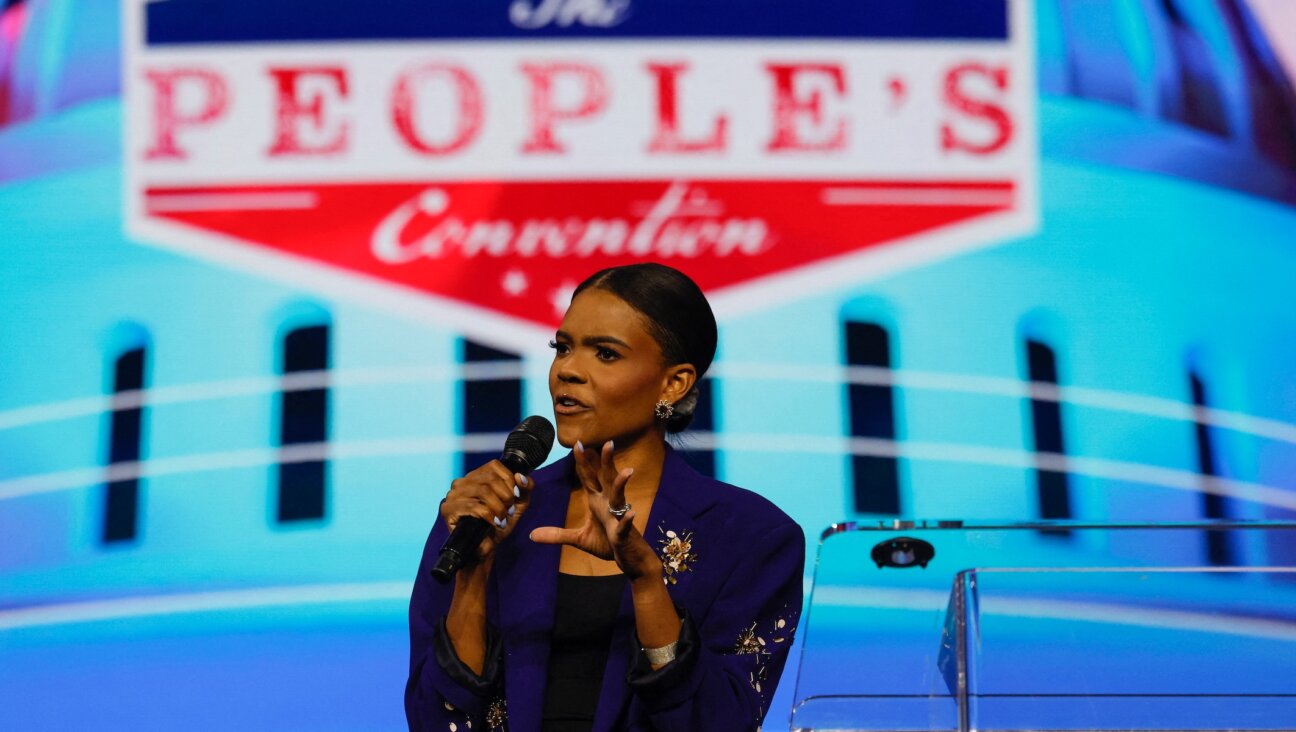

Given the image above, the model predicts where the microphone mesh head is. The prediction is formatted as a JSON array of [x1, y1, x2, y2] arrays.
[[504, 415, 556, 472]]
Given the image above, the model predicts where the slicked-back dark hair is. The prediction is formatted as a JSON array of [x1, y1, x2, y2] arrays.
[[573, 263, 717, 433]]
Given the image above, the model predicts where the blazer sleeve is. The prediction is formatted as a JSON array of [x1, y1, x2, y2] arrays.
[[626, 519, 806, 731], [404, 516, 505, 732]]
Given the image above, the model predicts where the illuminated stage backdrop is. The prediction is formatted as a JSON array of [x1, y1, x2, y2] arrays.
[[1, 1, 1294, 729]]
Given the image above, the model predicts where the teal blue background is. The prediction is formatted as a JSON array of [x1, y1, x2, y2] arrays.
[[2, 0, 1295, 729]]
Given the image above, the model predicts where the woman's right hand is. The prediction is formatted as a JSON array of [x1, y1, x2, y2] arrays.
[[440, 460, 533, 561]]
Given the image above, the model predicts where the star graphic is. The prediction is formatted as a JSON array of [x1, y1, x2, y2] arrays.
[[501, 269, 528, 296], [550, 280, 577, 317]]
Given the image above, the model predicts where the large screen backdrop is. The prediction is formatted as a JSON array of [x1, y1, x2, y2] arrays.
[[2, 0, 1295, 729]]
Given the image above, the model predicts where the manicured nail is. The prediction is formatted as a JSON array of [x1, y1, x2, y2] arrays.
[[514, 485, 521, 498], [493, 516, 507, 529], [576, 440, 584, 453], [608, 440, 615, 451], [507, 504, 516, 517]]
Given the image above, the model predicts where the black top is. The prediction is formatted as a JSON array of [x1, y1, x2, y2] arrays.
[[541, 572, 628, 732]]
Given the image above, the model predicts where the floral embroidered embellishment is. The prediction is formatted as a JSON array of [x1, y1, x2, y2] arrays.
[[656, 525, 698, 584], [734, 610, 797, 695], [749, 664, 770, 694], [486, 696, 507, 731], [734, 621, 766, 655]]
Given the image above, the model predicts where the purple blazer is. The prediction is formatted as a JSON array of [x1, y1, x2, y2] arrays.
[[405, 446, 805, 731]]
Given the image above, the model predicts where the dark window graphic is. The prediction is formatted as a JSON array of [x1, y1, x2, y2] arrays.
[[1190, 371, 1234, 566], [460, 340, 523, 475], [1026, 339, 1072, 526], [103, 346, 147, 544], [845, 321, 900, 515], [677, 377, 718, 478], [277, 324, 330, 523]]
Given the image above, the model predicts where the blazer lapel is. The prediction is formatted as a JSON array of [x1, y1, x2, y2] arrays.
[[591, 447, 720, 732]]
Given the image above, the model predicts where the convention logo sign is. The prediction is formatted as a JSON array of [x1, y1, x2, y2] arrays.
[[125, 0, 1035, 347]]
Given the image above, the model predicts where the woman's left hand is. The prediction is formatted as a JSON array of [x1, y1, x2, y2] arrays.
[[529, 441, 662, 582]]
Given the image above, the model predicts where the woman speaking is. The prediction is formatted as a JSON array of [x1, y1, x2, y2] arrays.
[[405, 263, 805, 731]]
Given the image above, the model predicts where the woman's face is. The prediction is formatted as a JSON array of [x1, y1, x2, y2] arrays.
[[548, 288, 691, 449]]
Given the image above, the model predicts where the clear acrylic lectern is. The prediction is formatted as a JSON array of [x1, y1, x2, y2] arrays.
[[790, 522, 1296, 731]]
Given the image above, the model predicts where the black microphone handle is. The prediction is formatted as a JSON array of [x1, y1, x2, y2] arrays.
[[429, 515, 492, 584], [430, 415, 554, 585], [429, 454, 529, 584]]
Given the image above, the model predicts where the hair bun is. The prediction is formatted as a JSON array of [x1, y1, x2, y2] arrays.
[[665, 386, 700, 434]]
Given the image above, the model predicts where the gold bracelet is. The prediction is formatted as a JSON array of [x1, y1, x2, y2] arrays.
[[642, 641, 678, 665]]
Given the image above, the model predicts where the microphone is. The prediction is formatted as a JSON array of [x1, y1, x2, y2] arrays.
[[430, 415, 556, 584]]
